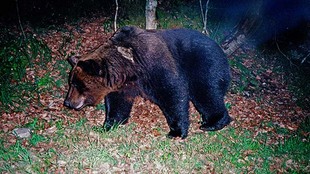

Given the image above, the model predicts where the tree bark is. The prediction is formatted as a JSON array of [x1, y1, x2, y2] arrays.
[[221, 0, 263, 56], [221, 17, 259, 55], [145, 0, 158, 29]]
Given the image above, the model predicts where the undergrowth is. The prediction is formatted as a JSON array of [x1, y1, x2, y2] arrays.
[[0, 34, 52, 112], [262, 50, 310, 110], [229, 54, 259, 94]]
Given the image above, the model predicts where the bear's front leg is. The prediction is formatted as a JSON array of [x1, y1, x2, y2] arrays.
[[103, 90, 135, 131]]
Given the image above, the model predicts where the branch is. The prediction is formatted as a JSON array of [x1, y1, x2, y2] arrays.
[[114, 0, 119, 32], [275, 41, 298, 68], [203, 0, 210, 35], [199, 0, 205, 23], [15, 0, 26, 40], [301, 53, 310, 64], [199, 0, 210, 35]]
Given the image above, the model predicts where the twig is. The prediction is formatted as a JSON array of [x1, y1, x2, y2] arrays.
[[204, 0, 210, 35], [114, 0, 119, 32], [15, 0, 26, 40], [199, 0, 204, 24], [301, 52, 310, 64], [275, 41, 298, 68]]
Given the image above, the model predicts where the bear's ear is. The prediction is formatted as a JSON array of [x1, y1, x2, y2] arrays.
[[116, 46, 134, 62], [110, 28, 130, 45], [111, 26, 143, 46], [68, 56, 80, 67], [119, 26, 134, 35]]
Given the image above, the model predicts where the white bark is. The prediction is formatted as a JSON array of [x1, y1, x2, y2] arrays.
[[114, 0, 119, 32], [199, 0, 210, 35], [145, 0, 158, 29]]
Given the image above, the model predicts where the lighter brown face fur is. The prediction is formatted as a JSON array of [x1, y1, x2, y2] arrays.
[[64, 64, 113, 110], [64, 42, 137, 110]]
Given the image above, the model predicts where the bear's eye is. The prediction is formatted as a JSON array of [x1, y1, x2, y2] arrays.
[[71, 78, 86, 91]]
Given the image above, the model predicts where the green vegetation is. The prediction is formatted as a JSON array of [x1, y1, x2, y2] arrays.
[[0, 35, 52, 112], [279, 53, 310, 109], [0, 117, 51, 173], [118, 1, 203, 31], [157, 3, 202, 30], [0, 118, 308, 173], [229, 54, 259, 93]]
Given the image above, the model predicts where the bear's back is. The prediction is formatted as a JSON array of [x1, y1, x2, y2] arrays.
[[156, 29, 228, 70]]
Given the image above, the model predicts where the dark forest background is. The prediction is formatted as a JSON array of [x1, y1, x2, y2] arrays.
[[1, 0, 309, 44]]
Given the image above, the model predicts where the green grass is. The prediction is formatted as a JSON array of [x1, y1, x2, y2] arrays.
[[0, 118, 50, 173], [1, 117, 308, 173]]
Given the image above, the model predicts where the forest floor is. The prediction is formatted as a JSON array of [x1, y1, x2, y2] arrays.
[[0, 17, 309, 173]]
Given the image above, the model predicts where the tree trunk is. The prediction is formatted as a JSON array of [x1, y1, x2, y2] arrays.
[[221, 17, 259, 55], [221, 0, 263, 56], [145, 0, 158, 29]]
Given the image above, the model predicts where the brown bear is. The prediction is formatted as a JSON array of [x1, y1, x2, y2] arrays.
[[64, 26, 231, 139]]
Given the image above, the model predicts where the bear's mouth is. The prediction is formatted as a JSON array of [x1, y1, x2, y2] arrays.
[[64, 97, 89, 111], [73, 97, 96, 110], [74, 101, 85, 110]]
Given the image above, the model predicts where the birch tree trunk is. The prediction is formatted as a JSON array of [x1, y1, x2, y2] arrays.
[[145, 0, 158, 29]]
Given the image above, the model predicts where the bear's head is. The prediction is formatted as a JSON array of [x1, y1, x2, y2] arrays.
[[64, 43, 136, 110]]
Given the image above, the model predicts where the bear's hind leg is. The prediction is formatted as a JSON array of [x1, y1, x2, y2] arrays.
[[191, 92, 231, 131], [157, 95, 190, 139]]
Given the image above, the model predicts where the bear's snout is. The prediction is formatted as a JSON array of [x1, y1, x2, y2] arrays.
[[63, 100, 73, 109]]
